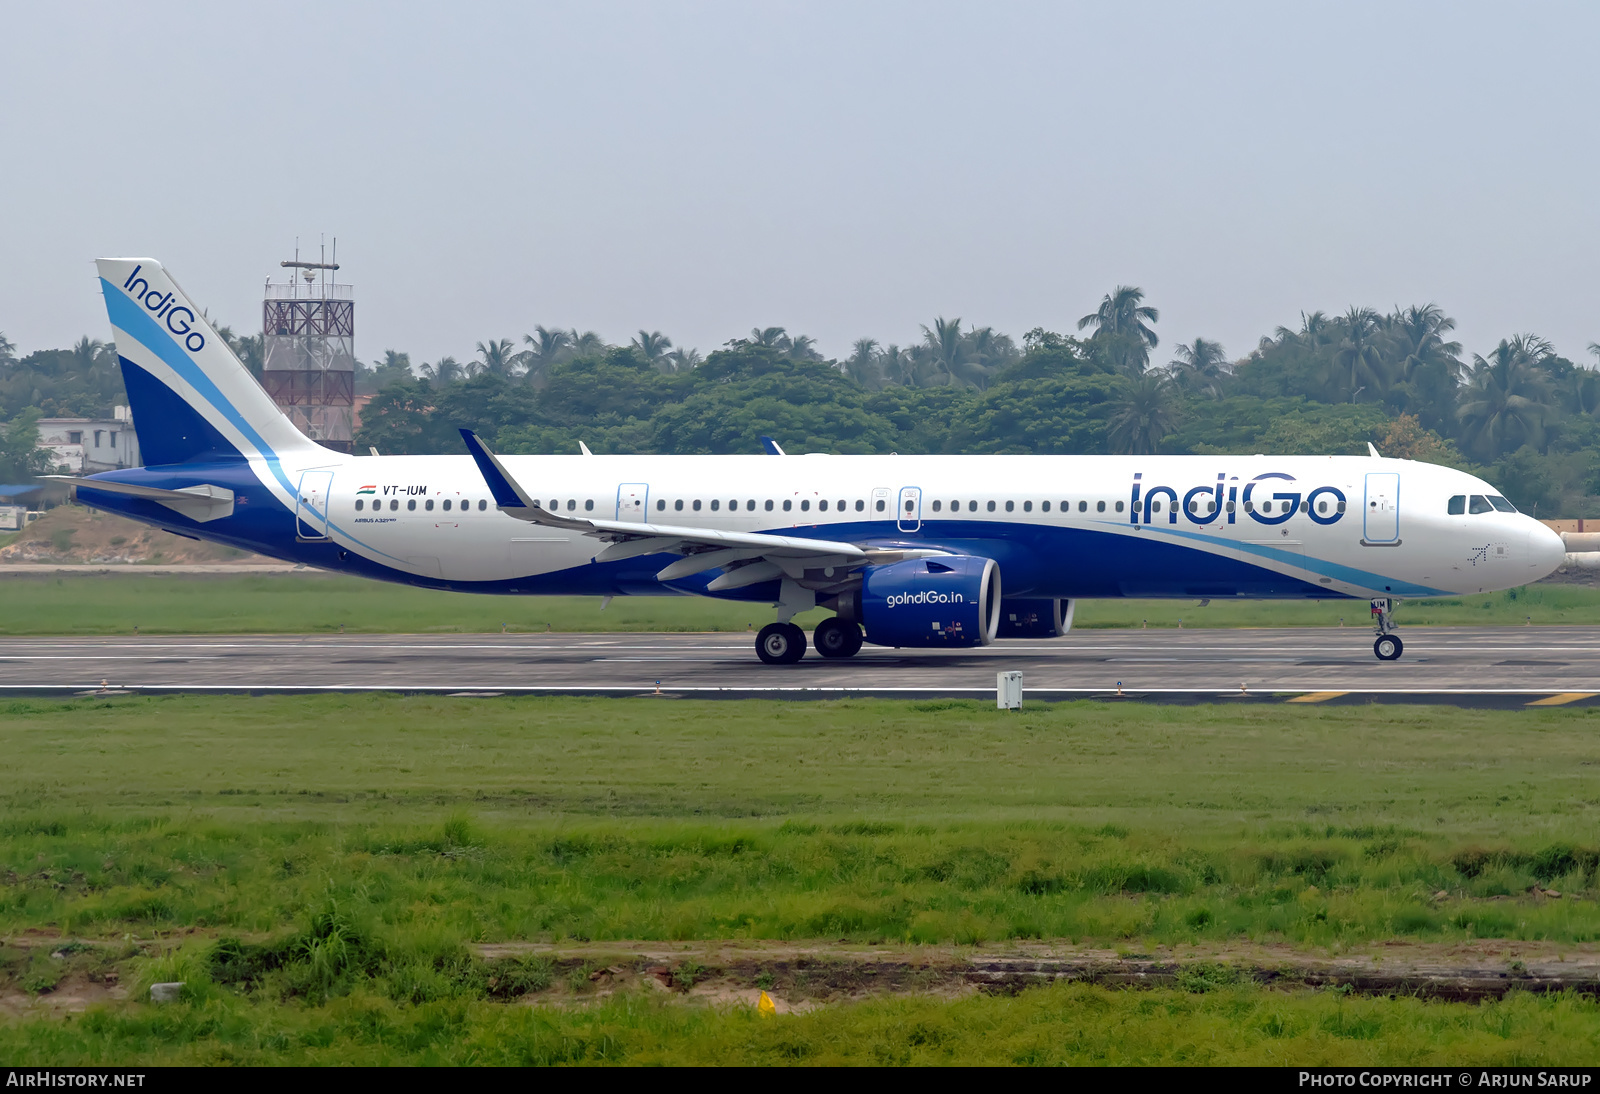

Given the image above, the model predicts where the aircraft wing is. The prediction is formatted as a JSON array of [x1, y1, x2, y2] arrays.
[[460, 430, 929, 591]]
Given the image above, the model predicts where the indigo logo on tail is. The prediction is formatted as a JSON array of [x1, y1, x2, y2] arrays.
[[121, 264, 206, 353]]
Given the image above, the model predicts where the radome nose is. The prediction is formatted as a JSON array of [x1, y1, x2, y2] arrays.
[[1528, 519, 1566, 579]]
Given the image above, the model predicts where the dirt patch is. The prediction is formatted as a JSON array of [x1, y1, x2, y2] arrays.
[[0, 505, 268, 564], [0, 975, 128, 1018], [476, 939, 1600, 1004]]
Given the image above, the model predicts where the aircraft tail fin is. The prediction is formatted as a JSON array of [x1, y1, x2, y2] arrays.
[[95, 258, 320, 467]]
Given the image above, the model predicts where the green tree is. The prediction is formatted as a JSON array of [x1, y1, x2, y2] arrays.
[[629, 330, 674, 369], [0, 408, 52, 481], [1078, 286, 1160, 372], [1168, 338, 1230, 398], [1457, 338, 1553, 461], [520, 326, 573, 387], [474, 339, 520, 379], [1330, 306, 1387, 402], [1107, 371, 1180, 453]]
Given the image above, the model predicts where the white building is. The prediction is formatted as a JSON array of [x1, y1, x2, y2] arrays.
[[36, 406, 141, 473]]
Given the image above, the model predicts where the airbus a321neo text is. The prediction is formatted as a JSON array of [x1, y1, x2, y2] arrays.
[[60, 259, 1566, 664]]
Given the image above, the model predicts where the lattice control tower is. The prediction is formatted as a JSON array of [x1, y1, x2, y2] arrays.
[[261, 245, 354, 451]]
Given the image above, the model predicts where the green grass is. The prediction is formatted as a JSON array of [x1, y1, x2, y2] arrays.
[[5, 695, 1600, 945], [8, 694, 1600, 1064], [5, 981, 1598, 1065], [0, 572, 1595, 633]]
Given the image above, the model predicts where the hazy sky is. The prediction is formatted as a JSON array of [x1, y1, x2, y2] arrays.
[[3, 1, 1598, 369]]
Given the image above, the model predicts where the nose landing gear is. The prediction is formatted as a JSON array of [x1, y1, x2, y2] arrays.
[[1371, 597, 1403, 660]]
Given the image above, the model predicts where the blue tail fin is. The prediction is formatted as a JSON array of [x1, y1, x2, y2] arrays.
[[96, 258, 317, 467]]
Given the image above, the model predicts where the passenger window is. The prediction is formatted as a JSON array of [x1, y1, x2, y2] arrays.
[[711, 499, 720, 511], [968, 501, 977, 512], [855, 500, 863, 511], [567, 500, 576, 511], [1243, 500, 1254, 512], [837, 500, 845, 511], [675, 499, 684, 511], [693, 500, 702, 511], [479, 499, 487, 511], [1469, 495, 1493, 514], [801, 500, 810, 511], [1447, 495, 1465, 515], [442, 499, 451, 511], [1299, 501, 1309, 513], [1337, 501, 1346, 513], [1152, 500, 1163, 513], [355, 499, 364, 511], [425, 499, 434, 511], [783, 500, 792, 511], [657, 500, 665, 511], [819, 500, 828, 511], [408, 499, 416, 511], [1042, 501, 1051, 512], [585, 500, 594, 511], [1005, 500, 1014, 512], [1489, 495, 1516, 513], [1080, 501, 1088, 513], [931, 500, 942, 512], [748, 500, 756, 511], [1225, 501, 1234, 512], [875, 499, 885, 512], [765, 500, 774, 511], [1115, 501, 1124, 512], [1317, 500, 1328, 514], [904, 499, 914, 512], [549, 499, 558, 509], [729, 500, 737, 510], [986, 500, 996, 512]]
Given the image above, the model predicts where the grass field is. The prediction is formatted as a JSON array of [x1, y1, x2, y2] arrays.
[[0, 571, 1595, 633], [4, 695, 1600, 1063]]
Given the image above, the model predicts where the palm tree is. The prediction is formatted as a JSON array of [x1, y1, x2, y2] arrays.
[[1457, 338, 1553, 459], [475, 339, 520, 379], [844, 338, 880, 388], [786, 334, 823, 362], [1169, 337, 1230, 398], [568, 330, 606, 358], [521, 326, 572, 385], [665, 347, 702, 372], [879, 344, 915, 387], [1078, 286, 1159, 371], [920, 317, 969, 387], [1391, 304, 1463, 384], [630, 330, 673, 366], [1107, 371, 1180, 454], [423, 356, 469, 384], [0, 331, 15, 366], [749, 327, 789, 350], [1330, 307, 1387, 400]]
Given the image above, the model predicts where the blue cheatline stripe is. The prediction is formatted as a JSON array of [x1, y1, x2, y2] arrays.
[[1123, 520, 1447, 596], [100, 279, 297, 497]]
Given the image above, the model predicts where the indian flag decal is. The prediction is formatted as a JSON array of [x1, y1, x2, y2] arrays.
[[357, 485, 377, 495]]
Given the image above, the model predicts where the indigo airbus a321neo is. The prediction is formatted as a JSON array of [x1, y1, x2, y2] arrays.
[[58, 258, 1567, 664]]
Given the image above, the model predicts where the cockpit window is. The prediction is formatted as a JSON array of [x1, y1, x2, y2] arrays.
[[1488, 495, 1517, 513], [1468, 495, 1494, 515], [1447, 495, 1465, 515]]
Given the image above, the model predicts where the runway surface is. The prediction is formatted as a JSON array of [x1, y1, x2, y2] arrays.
[[4, 627, 1600, 705]]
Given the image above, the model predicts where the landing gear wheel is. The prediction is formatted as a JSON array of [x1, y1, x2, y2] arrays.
[[756, 622, 807, 665], [813, 618, 864, 658], [1374, 634, 1404, 661]]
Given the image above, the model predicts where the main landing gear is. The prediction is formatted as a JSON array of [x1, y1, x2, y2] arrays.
[[754, 618, 864, 664], [1371, 597, 1403, 661], [813, 617, 864, 658]]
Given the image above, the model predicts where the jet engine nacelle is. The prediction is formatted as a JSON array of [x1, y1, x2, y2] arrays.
[[995, 598, 1075, 638], [860, 555, 1001, 648]]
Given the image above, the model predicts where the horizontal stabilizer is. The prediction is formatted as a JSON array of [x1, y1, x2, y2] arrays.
[[50, 477, 235, 523]]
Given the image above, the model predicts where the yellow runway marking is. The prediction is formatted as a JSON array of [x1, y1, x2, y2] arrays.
[[1527, 693, 1597, 706], [1287, 692, 1347, 703]]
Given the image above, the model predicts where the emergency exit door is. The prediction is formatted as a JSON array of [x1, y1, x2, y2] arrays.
[[296, 470, 334, 541]]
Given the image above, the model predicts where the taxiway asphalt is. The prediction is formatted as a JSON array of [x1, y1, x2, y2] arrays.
[[4, 627, 1600, 705]]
